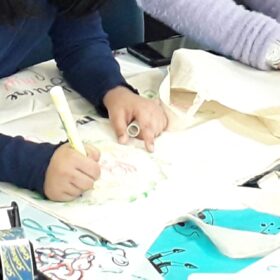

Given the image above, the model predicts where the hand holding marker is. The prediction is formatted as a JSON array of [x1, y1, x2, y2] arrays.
[[45, 86, 100, 201]]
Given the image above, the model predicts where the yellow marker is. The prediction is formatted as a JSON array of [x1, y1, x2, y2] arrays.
[[50, 86, 87, 156]]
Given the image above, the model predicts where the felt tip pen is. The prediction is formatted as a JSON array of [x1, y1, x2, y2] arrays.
[[50, 86, 87, 156]]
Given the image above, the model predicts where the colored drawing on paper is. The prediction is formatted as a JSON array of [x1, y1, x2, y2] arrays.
[[0, 140, 171, 206], [35, 246, 130, 280], [75, 141, 169, 205], [12, 139, 171, 205], [36, 247, 96, 280]]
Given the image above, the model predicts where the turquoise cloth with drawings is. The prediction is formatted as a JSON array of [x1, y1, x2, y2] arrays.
[[146, 208, 280, 279]]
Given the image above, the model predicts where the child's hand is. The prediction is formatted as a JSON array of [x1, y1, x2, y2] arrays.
[[103, 86, 168, 152], [43, 143, 100, 201]]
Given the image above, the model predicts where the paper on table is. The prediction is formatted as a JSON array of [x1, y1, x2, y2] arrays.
[[0, 208, 12, 230]]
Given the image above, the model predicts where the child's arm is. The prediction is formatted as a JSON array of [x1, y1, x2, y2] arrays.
[[0, 134, 58, 195], [136, 0, 280, 70], [49, 11, 129, 118], [0, 134, 100, 201], [49, 11, 167, 152]]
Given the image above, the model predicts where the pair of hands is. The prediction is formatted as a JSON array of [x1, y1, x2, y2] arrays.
[[44, 86, 168, 201]]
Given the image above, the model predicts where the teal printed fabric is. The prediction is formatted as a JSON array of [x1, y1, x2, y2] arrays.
[[146, 208, 280, 279]]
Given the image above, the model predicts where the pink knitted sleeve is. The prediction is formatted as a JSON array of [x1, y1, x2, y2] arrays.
[[137, 0, 280, 69]]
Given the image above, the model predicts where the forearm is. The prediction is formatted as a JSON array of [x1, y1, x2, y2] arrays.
[[50, 12, 129, 117], [137, 0, 280, 69], [57, 44, 126, 116], [0, 134, 58, 195]]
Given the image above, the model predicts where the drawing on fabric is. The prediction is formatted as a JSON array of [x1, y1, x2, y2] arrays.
[[22, 217, 137, 252], [21, 217, 133, 279], [22, 218, 77, 244], [36, 247, 96, 280], [147, 249, 198, 276], [5, 140, 170, 206], [35, 246, 129, 280], [195, 208, 280, 234], [0, 60, 83, 125], [73, 141, 170, 205], [3, 68, 72, 101], [172, 210, 214, 239]]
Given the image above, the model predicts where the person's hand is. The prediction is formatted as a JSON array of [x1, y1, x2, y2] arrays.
[[103, 86, 168, 152], [44, 143, 100, 202]]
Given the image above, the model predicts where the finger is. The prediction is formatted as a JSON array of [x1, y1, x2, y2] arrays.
[[137, 114, 163, 139], [51, 184, 83, 202], [59, 195, 75, 202], [70, 169, 95, 192], [54, 193, 77, 202], [109, 110, 129, 144], [64, 184, 84, 198], [75, 157, 101, 181], [140, 127, 155, 153], [153, 99, 169, 132], [85, 144, 100, 161]]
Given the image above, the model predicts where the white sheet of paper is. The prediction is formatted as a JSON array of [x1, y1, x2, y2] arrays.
[[0, 208, 11, 230]]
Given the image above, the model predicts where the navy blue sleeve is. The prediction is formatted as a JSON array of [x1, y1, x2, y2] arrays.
[[49, 11, 129, 116], [0, 134, 59, 196]]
